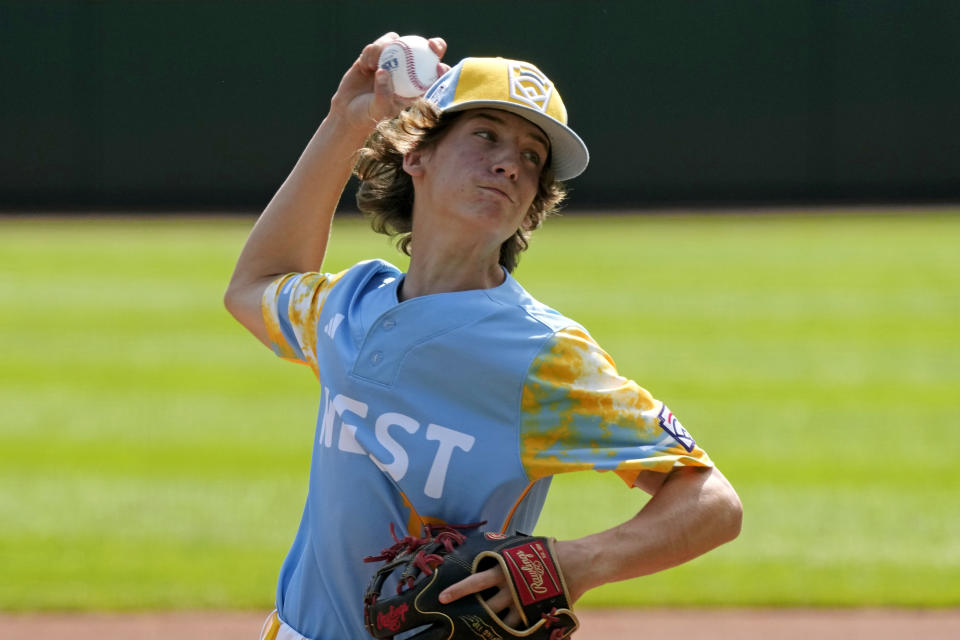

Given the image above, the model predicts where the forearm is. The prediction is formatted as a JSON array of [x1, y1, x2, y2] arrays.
[[557, 466, 742, 601], [223, 34, 445, 345], [229, 112, 373, 285], [223, 113, 373, 344], [228, 33, 428, 287]]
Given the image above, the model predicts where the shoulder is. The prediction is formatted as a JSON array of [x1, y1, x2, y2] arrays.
[[290, 258, 402, 305], [263, 259, 402, 330], [335, 258, 403, 288], [486, 272, 588, 337]]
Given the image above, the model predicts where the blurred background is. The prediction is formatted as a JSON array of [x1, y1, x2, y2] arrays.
[[3, 0, 959, 211], [1, 0, 958, 631]]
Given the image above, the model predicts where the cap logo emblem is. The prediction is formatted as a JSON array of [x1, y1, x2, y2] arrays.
[[508, 62, 553, 113]]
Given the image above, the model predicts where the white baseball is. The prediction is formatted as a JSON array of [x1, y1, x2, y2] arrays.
[[378, 35, 440, 98]]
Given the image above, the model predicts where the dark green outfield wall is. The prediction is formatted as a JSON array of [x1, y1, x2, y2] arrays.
[[2, 1, 959, 210]]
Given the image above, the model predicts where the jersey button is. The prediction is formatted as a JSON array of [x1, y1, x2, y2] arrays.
[[370, 351, 384, 365]]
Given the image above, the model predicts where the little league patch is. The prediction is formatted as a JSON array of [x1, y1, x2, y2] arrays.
[[658, 404, 696, 452]]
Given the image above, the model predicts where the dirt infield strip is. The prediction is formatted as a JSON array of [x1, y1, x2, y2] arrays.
[[2, 609, 960, 639]]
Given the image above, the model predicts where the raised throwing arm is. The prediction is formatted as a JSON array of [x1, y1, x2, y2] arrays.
[[223, 33, 447, 346]]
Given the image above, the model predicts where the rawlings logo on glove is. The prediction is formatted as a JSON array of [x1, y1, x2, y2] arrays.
[[363, 524, 578, 639], [503, 542, 563, 604]]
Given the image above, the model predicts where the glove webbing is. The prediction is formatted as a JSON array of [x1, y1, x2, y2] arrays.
[[363, 521, 484, 597]]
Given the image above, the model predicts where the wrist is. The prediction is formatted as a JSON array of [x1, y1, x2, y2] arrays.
[[323, 98, 379, 141], [554, 538, 602, 604], [322, 107, 379, 145]]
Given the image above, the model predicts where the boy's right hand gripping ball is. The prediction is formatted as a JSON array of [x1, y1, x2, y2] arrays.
[[363, 526, 579, 639], [377, 35, 440, 98]]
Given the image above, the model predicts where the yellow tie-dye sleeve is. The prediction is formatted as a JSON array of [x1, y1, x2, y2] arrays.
[[261, 270, 346, 378], [520, 327, 712, 487]]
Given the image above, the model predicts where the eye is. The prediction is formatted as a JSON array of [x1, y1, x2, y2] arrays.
[[523, 150, 542, 167], [474, 129, 495, 141]]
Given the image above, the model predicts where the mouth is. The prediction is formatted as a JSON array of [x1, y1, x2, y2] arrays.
[[478, 185, 514, 203]]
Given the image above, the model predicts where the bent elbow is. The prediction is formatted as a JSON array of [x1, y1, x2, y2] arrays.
[[223, 279, 260, 335], [223, 282, 241, 318], [221, 277, 272, 347], [723, 489, 744, 543], [707, 468, 743, 545]]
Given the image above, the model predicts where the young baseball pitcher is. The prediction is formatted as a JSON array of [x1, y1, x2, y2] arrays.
[[226, 33, 742, 640]]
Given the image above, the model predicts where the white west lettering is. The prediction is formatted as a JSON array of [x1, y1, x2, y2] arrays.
[[333, 394, 368, 453], [424, 424, 475, 499], [318, 389, 476, 499], [371, 412, 420, 481], [320, 387, 335, 448], [320, 392, 369, 451], [338, 424, 365, 454]]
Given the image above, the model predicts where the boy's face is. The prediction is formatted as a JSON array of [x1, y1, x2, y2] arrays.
[[403, 108, 549, 248]]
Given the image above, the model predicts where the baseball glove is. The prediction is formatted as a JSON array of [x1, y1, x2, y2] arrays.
[[363, 523, 578, 640]]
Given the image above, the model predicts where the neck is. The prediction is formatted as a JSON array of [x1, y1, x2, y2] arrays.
[[400, 237, 506, 301]]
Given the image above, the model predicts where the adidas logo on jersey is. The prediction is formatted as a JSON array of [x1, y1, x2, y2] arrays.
[[324, 313, 344, 339]]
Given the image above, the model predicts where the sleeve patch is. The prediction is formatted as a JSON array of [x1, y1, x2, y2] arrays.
[[657, 404, 695, 452]]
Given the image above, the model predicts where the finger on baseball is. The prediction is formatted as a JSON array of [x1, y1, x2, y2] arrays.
[[373, 69, 417, 114], [438, 567, 503, 604], [427, 36, 447, 58], [360, 32, 400, 70], [367, 69, 398, 121], [374, 68, 394, 95], [428, 37, 451, 78]]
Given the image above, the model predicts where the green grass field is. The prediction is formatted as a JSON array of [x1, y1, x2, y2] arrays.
[[1, 210, 958, 611]]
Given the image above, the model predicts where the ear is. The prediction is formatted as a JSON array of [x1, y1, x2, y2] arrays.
[[402, 148, 429, 177]]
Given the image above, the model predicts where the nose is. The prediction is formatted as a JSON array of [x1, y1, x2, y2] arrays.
[[491, 147, 521, 181]]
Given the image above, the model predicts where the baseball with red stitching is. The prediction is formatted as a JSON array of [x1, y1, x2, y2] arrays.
[[377, 35, 440, 98]]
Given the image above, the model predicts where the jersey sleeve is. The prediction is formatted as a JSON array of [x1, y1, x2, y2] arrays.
[[520, 327, 713, 487], [260, 270, 346, 378]]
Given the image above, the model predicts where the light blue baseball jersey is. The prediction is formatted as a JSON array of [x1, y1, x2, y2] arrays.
[[261, 259, 711, 639]]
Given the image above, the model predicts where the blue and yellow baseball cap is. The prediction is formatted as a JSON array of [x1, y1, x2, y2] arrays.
[[424, 57, 590, 181]]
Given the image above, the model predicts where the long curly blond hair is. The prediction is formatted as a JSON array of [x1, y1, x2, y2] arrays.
[[353, 100, 567, 273]]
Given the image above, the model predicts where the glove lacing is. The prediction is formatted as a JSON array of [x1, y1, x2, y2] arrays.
[[363, 522, 485, 595], [541, 607, 573, 639]]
